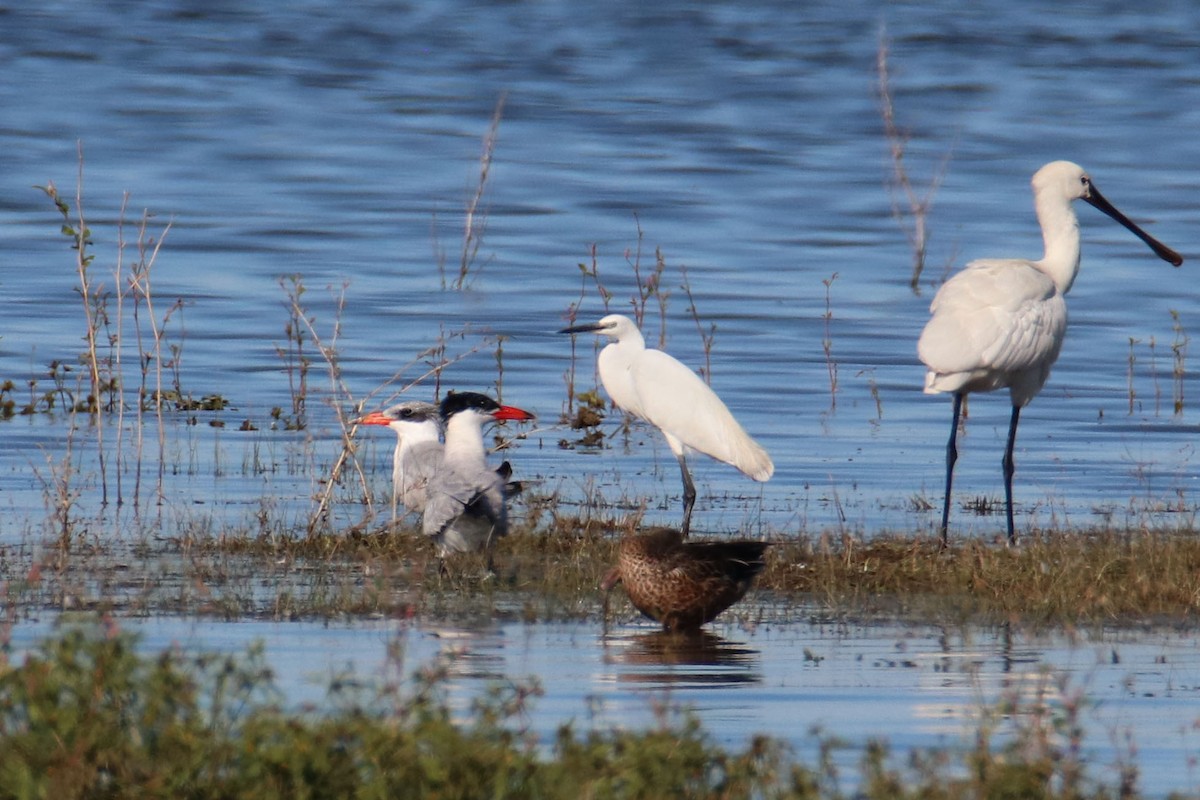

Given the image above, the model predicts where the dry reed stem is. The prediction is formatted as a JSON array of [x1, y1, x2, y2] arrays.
[[455, 93, 506, 290], [113, 194, 129, 510], [876, 28, 951, 292], [125, 208, 176, 510], [283, 281, 371, 534], [560, 242, 612, 425], [1171, 309, 1187, 414], [822, 273, 838, 409], [680, 263, 714, 383]]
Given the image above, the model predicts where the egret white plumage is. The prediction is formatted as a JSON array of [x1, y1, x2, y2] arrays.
[[559, 313, 773, 536], [356, 401, 443, 516], [422, 392, 535, 564], [918, 160, 1182, 546]]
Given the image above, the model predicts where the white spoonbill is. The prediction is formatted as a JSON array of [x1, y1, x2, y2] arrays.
[[356, 401, 443, 516], [918, 160, 1182, 546], [559, 313, 774, 536], [422, 392, 535, 564]]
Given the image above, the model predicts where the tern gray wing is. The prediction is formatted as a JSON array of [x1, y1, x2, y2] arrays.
[[422, 464, 507, 553], [397, 440, 444, 512]]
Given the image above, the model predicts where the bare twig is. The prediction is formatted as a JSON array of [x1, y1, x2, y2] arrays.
[[680, 263, 715, 383], [1149, 336, 1161, 416], [36, 146, 111, 504], [1127, 337, 1139, 415], [822, 273, 839, 410], [126, 210, 178, 508], [1171, 309, 1188, 415], [276, 275, 311, 430], [877, 27, 951, 292], [455, 93, 506, 290], [625, 219, 669, 347]]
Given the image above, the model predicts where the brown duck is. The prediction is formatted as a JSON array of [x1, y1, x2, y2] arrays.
[[601, 527, 769, 632]]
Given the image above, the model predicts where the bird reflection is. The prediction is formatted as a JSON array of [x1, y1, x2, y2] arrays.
[[601, 627, 762, 688], [422, 625, 508, 682]]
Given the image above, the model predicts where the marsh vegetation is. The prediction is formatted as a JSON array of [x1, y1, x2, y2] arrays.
[[3, 19, 1197, 791]]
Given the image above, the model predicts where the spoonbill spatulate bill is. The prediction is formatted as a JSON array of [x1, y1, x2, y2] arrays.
[[421, 392, 535, 566], [918, 160, 1182, 546], [559, 313, 773, 537]]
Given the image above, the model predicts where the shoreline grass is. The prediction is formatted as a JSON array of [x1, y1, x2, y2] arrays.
[[6, 522, 1200, 630]]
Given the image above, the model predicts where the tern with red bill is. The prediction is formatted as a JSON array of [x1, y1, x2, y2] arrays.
[[422, 391, 535, 564], [918, 160, 1183, 546], [358, 400, 527, 523]]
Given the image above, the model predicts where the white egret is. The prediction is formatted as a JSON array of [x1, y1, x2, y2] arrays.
[[559, 313, 773, 536], [422, 392, 535, 564], [918, 160, 1182, 546]]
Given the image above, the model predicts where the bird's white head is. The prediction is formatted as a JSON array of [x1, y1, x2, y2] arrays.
[[558, 313, 640, 343], [439, 392, 536, 429], [1032, 160, 1182, 268], [1032, 160, 1090, 202], [357, 401, 441, 438]]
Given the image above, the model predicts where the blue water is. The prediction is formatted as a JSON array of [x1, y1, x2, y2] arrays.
[[1, 0, 1197, 539], [12, 612, 1200, 797], [1, 1, 1199, 792]]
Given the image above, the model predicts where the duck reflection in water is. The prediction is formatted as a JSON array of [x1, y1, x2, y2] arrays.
[[602, 628, 763, 688], [601, 527, 769, 632]]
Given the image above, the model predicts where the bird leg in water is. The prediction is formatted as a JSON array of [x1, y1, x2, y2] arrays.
[[599, 566, 621, 632], [940, 393, 964, 546], [1002, 405, 1020, 546], [675, 452, 697, 538]]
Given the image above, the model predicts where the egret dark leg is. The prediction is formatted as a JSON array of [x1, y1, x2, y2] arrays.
[[939, 393, 964, 547], [675, 453, 697, 538], [1002, 405, 1020, 546]]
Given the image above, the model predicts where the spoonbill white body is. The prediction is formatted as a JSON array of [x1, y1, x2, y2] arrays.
[[357, 401, 443, 516], [918, 160, 1182, 545], [559, 313, 773, 536], [422, 392, 535, 563]]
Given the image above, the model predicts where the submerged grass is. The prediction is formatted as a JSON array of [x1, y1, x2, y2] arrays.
[[0, 622, 1176, 799]]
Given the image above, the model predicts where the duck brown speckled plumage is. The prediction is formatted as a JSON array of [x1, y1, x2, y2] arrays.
[[601, 527, 769, 632]]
